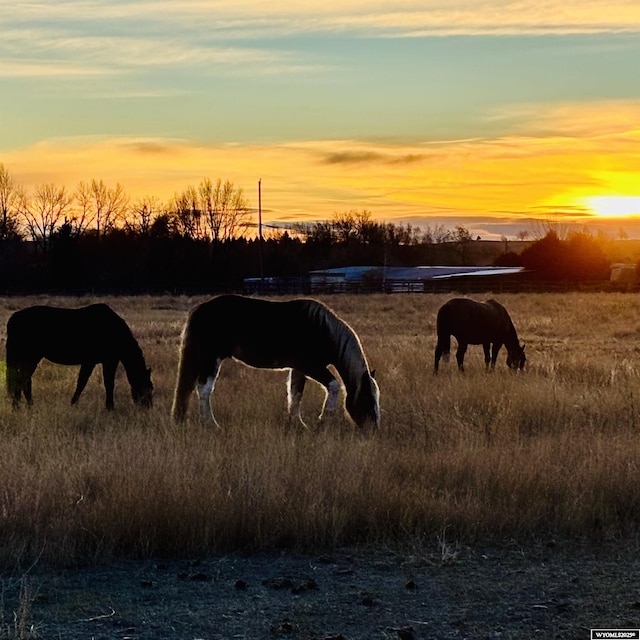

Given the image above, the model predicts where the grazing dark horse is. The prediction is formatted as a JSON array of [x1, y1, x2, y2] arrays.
[[171, 295, 380, 431], [434, 298, 526, 373], [6, 304, 153, 409]]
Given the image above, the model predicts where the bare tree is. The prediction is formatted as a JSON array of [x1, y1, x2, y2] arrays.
[[19, 183, 72, 254], [75, 179, 129, 238], [531, 217, 571, 241], [423, 224, 452, 244], [333, 210, 357, 243], [73, 181, 97, 236], [0, 164, 22, 240], [200, 178, 250, 242], [128, 196, 163, 236], [169, 186, 202, 239], [332, 209, 379, 244], [453, 224, 473, 264]]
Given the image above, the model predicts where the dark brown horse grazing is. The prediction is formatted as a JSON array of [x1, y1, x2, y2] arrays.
[[171, 295, 380, 431], [6, 304, 153, 409], [434, 298, 526, 373]]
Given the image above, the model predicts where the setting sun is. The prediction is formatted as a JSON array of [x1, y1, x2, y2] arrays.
[[585, 195, 640, 218]]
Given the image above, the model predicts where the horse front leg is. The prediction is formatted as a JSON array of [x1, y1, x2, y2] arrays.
[[306, 367, 340, 424], [23, 375, 33, 405], [490, 343, 502, 370], [102, 360, 118, 410], [196, 358, 222, 429], [455, 343, 467, 372], [483, 344, 491, 370], [71, 362, 96, 405]]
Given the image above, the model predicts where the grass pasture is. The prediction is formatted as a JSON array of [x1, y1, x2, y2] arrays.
[[1, 292, 640, 567]]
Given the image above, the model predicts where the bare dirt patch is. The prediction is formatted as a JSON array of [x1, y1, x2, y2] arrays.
[[3, 539, 640, 639]]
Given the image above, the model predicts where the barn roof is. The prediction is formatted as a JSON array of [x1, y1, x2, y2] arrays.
[[309, 265, 524, 281]]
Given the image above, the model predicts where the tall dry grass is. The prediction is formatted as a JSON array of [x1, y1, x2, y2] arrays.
[[1, 292, 640, 567]]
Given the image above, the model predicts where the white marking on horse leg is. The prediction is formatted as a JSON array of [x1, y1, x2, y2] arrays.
[[289, 390, 306, 428], [326, 379, 340, 411], [319, 379, 341, 420], [287, 369, 308, 429], [197, 375, 220, 429]]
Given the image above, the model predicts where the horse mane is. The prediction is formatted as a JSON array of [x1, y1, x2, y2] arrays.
[[505, 319, 520, 348], [112, 313, 148, 378], [302, 300, 371, 387], [486, 299, 520, 348]]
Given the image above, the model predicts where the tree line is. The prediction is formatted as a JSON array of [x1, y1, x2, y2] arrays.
[[0, 164, 617, 293]]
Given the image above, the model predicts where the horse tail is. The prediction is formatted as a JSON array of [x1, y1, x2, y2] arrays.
[[5, 314, 23, 405], [435, 305, 451, 356], [171, 313, 201, 422], [434, 303, 452, 372]]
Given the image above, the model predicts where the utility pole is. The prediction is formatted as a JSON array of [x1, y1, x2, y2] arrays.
[[258, 179, 264, 281]]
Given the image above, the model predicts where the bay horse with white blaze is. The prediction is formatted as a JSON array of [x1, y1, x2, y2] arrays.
[[171, 295, 380, 431], [434, 298, 526, 373], [6, 304, 153, 409]]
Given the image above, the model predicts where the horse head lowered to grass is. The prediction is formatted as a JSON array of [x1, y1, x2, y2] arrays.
[[6, 303, 153, 409], [434, 297, 526, 373], [171, 294, 380, 431]]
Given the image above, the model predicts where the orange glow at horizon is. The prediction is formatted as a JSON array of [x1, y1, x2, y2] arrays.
[[3, 102, 639, 234]]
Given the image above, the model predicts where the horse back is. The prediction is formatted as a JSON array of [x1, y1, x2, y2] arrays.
[[186, 295, 341, 370], [437, 298, 510, 345], [6, 304, 131, 365]]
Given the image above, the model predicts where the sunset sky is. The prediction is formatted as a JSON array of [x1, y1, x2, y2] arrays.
[[2, 1, 640, 239]]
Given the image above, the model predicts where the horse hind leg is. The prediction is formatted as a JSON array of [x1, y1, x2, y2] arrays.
[[6, 365, 23, 409], [434, 335, 451, 373], [195, 359, 222, 429], [171, 355, 199, 423], [287, 369, 308, 429], [455, 343, 467, 372], [7, 361, 37, 408]]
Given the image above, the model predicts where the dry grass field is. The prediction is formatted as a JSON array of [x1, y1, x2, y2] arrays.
[[1, 292, 640, 569]]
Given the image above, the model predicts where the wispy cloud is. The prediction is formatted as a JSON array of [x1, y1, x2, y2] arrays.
[[4, 1, 637, 82], [321, 150, 426, 165], [0, 60, 113, 78], [488, 99, 640, 138], [105, 1, 640, 36], [1, 28, 313, 78]]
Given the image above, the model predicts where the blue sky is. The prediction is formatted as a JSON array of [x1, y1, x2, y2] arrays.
[[2, 1, 640, 238]]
